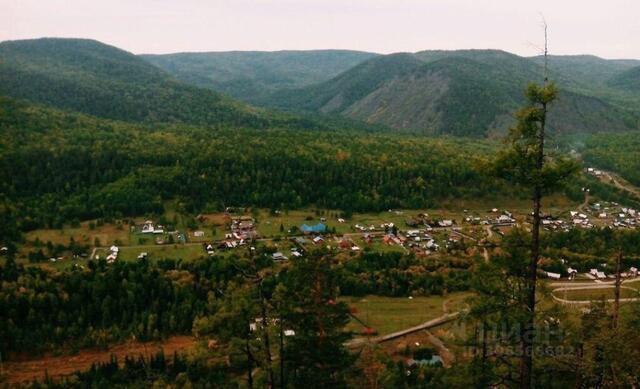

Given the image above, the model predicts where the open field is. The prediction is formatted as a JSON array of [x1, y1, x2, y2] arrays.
[[25, 222, 133, 247], [554, 287, 639, 301], [340, 293, 471, 336], [2, 336, 195, 386], [117, 244, 207, 261]]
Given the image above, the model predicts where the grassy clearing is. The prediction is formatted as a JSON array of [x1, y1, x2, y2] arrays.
[[340, 293, 471, 336], [25, 222, 132, 247], [117, 244, 207, 261], [556, 287, 639, 301]]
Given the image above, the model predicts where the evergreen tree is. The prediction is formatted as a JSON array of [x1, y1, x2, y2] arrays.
[[281, 250, 356, 387], [492, 65, 579, 386]]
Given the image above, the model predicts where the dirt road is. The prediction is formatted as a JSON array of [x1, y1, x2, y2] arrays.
[[600, 171, 640, 199]]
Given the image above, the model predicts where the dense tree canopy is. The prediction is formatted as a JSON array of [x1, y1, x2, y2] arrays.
[[0, 97, 508, 235]]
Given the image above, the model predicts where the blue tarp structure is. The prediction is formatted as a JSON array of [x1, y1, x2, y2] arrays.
[[300, 223, 327, 233]]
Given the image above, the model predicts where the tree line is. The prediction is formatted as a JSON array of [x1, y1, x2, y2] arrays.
[[0, 97, 506, 237]]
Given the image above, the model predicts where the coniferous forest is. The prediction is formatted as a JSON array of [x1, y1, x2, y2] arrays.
[[2, 19, 640, 389]]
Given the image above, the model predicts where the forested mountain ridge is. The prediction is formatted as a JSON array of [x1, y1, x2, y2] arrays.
[[255, 50, 639, 136], [0, 38, 332, 130], [530, 54, 640, 88], [3, 39, 637, 137], [141, 49, 378, 103], [264, 53, 426, 114], [142, 46, 640, 136]]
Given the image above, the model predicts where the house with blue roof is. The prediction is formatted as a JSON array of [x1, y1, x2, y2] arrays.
[[300, 223, 327, 234]]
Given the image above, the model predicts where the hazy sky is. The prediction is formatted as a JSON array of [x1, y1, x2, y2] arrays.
[[2, 0, 639, 59]]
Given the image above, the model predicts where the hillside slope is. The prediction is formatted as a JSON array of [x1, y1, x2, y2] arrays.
[[528, 55, 640, 111], [530, 55, 640, 87], [262, 51, 637, 136], [266, 53, 425, 113], [0, 38, 319, 129], [141, 50, 378, 103], [608, 65, 640, 90], [0, 96, 508, 231]]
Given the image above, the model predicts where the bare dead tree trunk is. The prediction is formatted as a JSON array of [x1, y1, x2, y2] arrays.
[[521, 181, 542, 389], [247, 340, 254, 389], [608, 249, 624, 386], [574, 343, 583, 389], [279, 309, 285, 389], [613, 250, 622, 330], [481, 320, 489, 383], [521, 19, 549, 389], [259, 283, 275, 389]]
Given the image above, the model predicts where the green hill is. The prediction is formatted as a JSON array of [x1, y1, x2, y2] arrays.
[[0, 38, 323, 129], [2, 39, 638, 137], [341, 57, 519, 136], [608, 65, 640, 90], [265, 53, 425, 113], [141, 50, 378, 103], [259, 50, 638, 136], [527, 55, 640, 111], [531, 55, 639, 85]]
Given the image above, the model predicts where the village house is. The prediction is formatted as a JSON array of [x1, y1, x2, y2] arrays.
[[589, 268, 607, 279], [338, 238, 352, 250], [202, 243, 215, 255], [300, 223, 327, 234], [143, 220, 165, 234], [437, 220, 453, 228], [231, 217, 258, 240], [106, 245, 119, 263], [249, 318, 295, 336], [546, 271, 561, 279]]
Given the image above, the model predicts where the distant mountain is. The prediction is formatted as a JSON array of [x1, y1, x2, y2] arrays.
[[531, 55, 640, 87], [265, 53, 425, 113], [608, 65, 640, 90], [259, 50, 638, 136], [141, 50, 378, 103], [0, 38, 322, 129], [528, 55, 640, 112], [3, 39, 638, 138]]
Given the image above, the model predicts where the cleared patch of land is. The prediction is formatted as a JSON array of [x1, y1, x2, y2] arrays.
[[3, 336, 195, 386], [117, 244, 206, 261], [25, 222, 132, 247], [340, 293, 470, 336], [556, 287, 639, 301]]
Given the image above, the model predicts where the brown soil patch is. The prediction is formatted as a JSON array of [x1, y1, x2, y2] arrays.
[[196, 213, 228, 226], [3, 336, 195, 386]]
